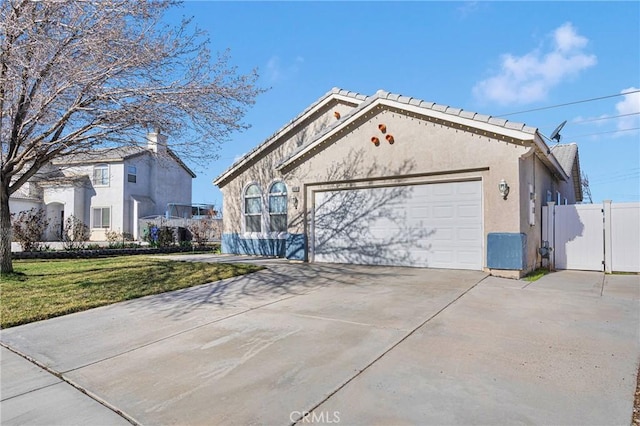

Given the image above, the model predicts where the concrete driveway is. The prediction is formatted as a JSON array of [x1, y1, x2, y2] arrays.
[[1, 255, 639, 425]]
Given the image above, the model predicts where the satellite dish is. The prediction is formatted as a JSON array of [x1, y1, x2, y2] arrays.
[[549, 120, 567, 143]]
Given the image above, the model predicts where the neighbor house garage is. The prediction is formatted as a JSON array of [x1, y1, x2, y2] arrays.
[[213, 88, 582, 278]]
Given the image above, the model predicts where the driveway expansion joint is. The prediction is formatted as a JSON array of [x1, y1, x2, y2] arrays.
[[0, 342, 140, 425], [63, 293, 303, 374], [291, 274, 490, 425], [0, 380, 61, 402]]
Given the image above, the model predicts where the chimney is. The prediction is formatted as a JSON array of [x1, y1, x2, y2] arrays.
[[147, 127, 167, 153]]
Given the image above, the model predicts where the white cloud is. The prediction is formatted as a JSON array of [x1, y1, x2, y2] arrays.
[[266, 55, 304, 83], [615, 87, 640, 131], [457, 2, 479, 18], [473, 22, 597, 105]]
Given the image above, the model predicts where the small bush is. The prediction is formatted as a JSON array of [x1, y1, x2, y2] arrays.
[[105, 230, 133, 248], [11, 208, 49, 251], [143, 223, 176, 248], [143, 224, 160, 247], [157, 226, 174, 247], [61, 215, 90, 250]]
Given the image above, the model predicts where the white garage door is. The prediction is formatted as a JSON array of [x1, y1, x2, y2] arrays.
[[312, 180, 483, 270]]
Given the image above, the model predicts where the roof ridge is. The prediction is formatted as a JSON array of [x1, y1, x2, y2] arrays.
[[370, 88, 536, 134], [213, 88, 368, 185]]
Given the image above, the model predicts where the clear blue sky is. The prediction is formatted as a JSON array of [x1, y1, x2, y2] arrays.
[[165, 1, 640, 208]]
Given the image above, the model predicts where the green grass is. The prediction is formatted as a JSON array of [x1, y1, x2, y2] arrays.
[[523, 267, 550, 282], [0, 257, 263, 329]]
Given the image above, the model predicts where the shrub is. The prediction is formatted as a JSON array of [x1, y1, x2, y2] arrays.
[[143, 223, 175, 248], [157, 226, 175, 247], [105, 230, 133, 248], [11, 208, 49, 251], [143, 224, 160, 247], [61, 215, 90, 250], [188, 219, 214, 246]]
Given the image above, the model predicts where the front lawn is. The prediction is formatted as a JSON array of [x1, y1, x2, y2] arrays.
[[0, 257, 263, 328]]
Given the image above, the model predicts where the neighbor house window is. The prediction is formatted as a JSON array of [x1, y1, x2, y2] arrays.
[[268, 182, 287, 232], [93, 164, 109, 186], [127, 166, 137, 183], [92, 207, 110, 229], [244, 184, 262, 233]]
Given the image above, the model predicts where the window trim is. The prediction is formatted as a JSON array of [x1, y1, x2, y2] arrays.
[[268, 180, 288, 235], [92, 164, 110, 187], [92, 206, 111, 229], [243, 182, 263, 234], [127, 165, 137, 183]]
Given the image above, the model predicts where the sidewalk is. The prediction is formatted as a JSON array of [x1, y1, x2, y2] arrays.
[[1, 346, 129, 425]]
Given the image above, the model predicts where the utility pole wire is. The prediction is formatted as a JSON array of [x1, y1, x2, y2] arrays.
[[564, 127, 640, 139], [573, 112, 640, 124], [496, 90, 640, 117]]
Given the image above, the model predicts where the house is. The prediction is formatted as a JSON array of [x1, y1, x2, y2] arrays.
[[213, 88, 582, 278], [9, 130, 195, 241]]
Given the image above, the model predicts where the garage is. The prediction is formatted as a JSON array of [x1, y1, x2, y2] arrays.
[[312, 180, 483, 270]]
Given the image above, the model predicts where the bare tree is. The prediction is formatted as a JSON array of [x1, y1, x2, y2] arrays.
[[0, 0, 265, 272]]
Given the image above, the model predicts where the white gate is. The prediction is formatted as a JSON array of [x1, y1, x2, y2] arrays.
[[543, 201, 640, 273], [608, 203, 640, 272]]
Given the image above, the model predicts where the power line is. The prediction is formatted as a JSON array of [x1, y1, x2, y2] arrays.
[[573, 112, 640, 124], [590, 171, 640, 182], [496, 90, 640, 117], [563, 127, 640, 139]]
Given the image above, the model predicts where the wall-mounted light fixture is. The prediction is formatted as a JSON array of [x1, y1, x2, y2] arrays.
[[371, 136, 380, 146], [292, 196, 299, 209], [498, 179, 510, 200], [385, 134, 394, 144], [334, 111, 341, 120], [378, 124, 387, 133]]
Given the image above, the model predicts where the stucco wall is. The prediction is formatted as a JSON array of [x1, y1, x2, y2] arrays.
[[150, 155, 193, 218], [220, 99, 358, 235], [220, 106, 546, 271], [42, 184, 86, 240], [8, 198, 41, 214], [518, 151, 560, 273]]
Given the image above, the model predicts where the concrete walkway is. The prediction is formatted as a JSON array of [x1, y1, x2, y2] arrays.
[[1, 258, 638, 425]]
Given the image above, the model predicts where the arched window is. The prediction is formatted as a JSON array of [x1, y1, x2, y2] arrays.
[[268, 182, 287, 232], [244, 184, 262, 233]]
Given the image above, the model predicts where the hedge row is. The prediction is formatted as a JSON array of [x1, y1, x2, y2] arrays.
[[12, 245, 219, 260]]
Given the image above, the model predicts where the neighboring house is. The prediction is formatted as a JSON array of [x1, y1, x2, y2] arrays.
[[213, 88, 582, 278], [9, 130, 195, 241]]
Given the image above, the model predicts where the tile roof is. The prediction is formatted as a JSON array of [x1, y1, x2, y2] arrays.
[[52, 145, 196, 178], [277, 89, 539, 169], [550, 143, 578, 176], [37, 175, 90, 187], [214, 88, 569, 186], [213, 88, 368, 184], [367, 89, 537, 134], [551, 143, 582, 201], [52, 146, 147, 164]]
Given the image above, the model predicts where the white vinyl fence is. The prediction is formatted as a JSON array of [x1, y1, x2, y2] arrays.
[[542, 201, 640, 273]]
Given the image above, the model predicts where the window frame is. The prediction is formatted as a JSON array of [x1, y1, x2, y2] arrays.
[[243, 183, 263, 234], [127, 165, 137, 183], [92, 207, 111, 229], [92, 164, 110, 186], [268, 181, 288, 234]]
